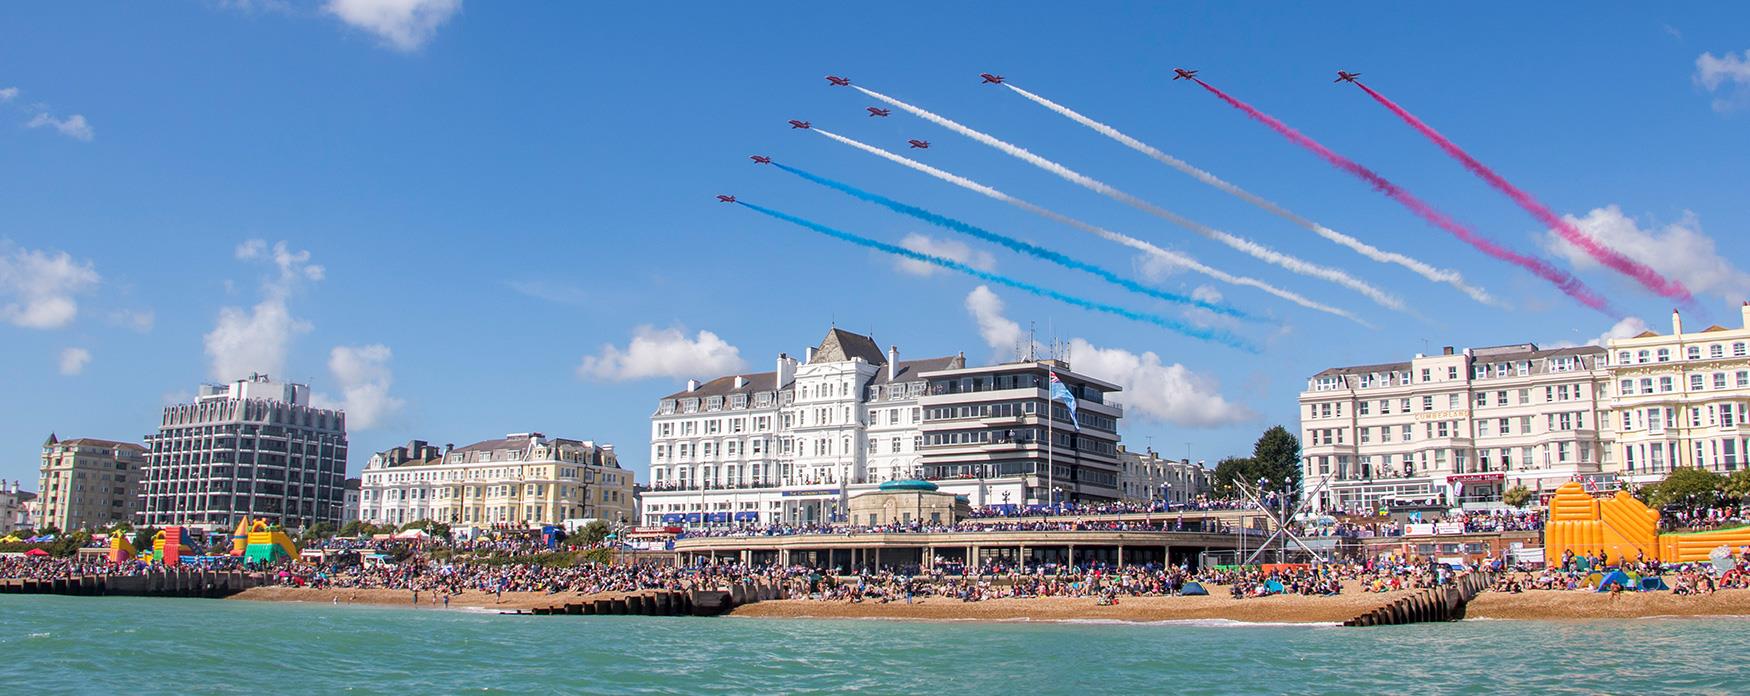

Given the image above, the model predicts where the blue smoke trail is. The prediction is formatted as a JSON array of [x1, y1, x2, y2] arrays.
[[773, 162, 1252, 322], [735, 200, 1257, 352]]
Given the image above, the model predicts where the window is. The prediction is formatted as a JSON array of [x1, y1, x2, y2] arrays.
[[1688, 346, 1702, 360], [1715, 373, 1728, 390], [1619, 379, 1634, 396], [1400, 424, 1413, 441], [1448, 366, 1458, 380], [1637, 350, 1650, 364], [1617, 351, 1631, 365], [1422, 396, 1434, 411], [1359, 401, 1371, 416], [1498, 418, 1511, 435], [1711, 344, 1725, 359], [1477, 420, 1490, 437], [1736, 342, 1748, 357], [1518, 389, 1531, 405], [1739, 371, 1749, 388], [1496, 391, 1508, 406], [1692, 374, 1705, 391], [1657, 349, 1671, 362], [1475, 392, 1488, 407], [1421, 368, 1431, 382]]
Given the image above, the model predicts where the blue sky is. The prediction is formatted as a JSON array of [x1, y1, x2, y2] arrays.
[[4, 1, 1749, 486]]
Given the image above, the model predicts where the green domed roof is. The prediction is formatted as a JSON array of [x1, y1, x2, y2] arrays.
[[878, 479, 939, 492]]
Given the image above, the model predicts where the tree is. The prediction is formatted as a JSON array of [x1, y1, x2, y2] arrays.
[[1646, 467, 1724, 510], [1211, 457, 1254, 498], [1250, 425, 1303, 502], [399, 519, 451, 538], [1723, 469, 1750, 502], [300, 522, 335, 543], [574, 520, 611, 546], [132, 527, 158, 553], [1502, 485, 1533, 509]]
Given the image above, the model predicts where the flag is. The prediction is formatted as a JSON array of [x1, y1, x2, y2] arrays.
[[1048, 370, 1080, 430]]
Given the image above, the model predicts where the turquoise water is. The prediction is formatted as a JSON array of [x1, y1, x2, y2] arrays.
[[1, 596, 1744, 694]]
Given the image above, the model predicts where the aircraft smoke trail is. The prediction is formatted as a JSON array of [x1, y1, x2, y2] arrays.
[[1002, 82, 1497, 307], [770, 161, 1250, 320], [734, 200, 1257, 351], [849, 84, 1407, 313], [811, 127, 1371, 326], [1351, 81, 1690, 304], [1190, 78, 1616, 316]]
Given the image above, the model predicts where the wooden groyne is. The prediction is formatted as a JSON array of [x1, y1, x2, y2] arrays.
[[0, 569, 267, 599], [512, 580, 787, 618], [1343, 573, 1493, 627]]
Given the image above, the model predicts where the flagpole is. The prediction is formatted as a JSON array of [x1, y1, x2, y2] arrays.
[[1047, 387, 1055, 513]]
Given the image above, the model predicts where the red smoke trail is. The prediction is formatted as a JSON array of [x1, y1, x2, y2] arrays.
[[1352, 82, 1690, 304], [1192, 78, 1615, 316]]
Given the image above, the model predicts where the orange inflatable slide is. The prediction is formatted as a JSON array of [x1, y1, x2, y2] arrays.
[[1544, 482, 1750, 563]]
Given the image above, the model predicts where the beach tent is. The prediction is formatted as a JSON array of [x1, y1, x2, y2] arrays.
[[1638, 576, 1670, 591], [1179, 581, 1209, 596], [1595, 570, 1634, 592], [24, 548, 49, 557], [1263, 579, 1285, 594]]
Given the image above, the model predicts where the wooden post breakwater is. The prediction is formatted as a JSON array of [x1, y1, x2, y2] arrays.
[[513, 579, 786, 618], [1342, 572, 1493, 627], [0, 569, 267, 599]]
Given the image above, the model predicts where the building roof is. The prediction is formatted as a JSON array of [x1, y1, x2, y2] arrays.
[[54, 438, 145, 451], [872, 356, 962, 385], [1311, 361, 1411, 378], [661, 370, 790, 400], [814, 328, 886, 365], [877, 479, 939, 492], [1702, 324, 1730, 333]]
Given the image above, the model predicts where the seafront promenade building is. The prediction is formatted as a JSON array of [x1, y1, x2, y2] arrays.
[[1299, 344, 1610, 514], [358, 433, 634, 530], [36, 435, 146, 531], [1603, 307, 1750, 485], [1, 480, 40, 533], [1116, 446, 1210, 505], [139, 375, 349, 532], [639, 327, 1126, 527]]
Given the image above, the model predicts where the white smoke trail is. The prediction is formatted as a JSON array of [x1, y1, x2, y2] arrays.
[[851, 84, 1406, 313], [813, 127, 1371, 326], [1003, 83, 1497, 306]]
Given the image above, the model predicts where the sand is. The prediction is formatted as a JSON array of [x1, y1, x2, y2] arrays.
[[226, 584, 1750, 623]]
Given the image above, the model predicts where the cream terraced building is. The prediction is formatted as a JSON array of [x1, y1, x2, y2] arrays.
[[1604, 307, 1750, 485], [359, 433, 634, 529], [1300, 343, 1611, 514]]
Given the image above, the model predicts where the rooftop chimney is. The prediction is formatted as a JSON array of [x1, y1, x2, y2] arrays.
[[777, 352, 796, 389], [1672, 308, 1683, 336], [686, 378, 700, 392], [887, 345, 899, 381], [805, 346, 816, 364], [1741, 301, 1749, 331], [733, 375, 746, 389], [1442, 346, 1454, 356]]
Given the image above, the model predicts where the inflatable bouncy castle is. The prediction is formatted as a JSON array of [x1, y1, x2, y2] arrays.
[[1545, 481, 1750, 563]]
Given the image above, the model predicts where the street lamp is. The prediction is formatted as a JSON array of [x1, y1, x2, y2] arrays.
[[1053, 486, 1064, 512]]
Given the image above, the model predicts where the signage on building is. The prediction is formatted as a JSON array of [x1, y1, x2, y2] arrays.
[[780, 489, 838, 497], [1434, 522, 1465, 535], [1415, 410, 1469, 421], [1446, 473, 1505, 484], [1405, 523, 1436, 536]]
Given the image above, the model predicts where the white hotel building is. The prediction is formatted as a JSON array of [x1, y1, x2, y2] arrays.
[[1605, 307, 1750, 485], [639, 328, 1126, 527], [1300, 343, 1610, 514]]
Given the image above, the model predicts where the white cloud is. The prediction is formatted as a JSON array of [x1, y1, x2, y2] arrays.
[[1191, 285, 1223, 304], [965, 285, 1030, 361], [578, 326, 745, 381], [1545, 206, 1750, 302], [204, 239, 320, 381], [26, 112, 94, 141], [109, 308, 156, 332], [965, 286, 1255, 428], [312, 344, 404, 429], [1696, 50, 1750, 112], [58, 347, 90, 376], [0, 87, 17, 102], [1547, 316, 1650, 349], [1135, 251, 1186, 282], [324, 0, 461, 51], [0, 243, 101, 329], [895, 233, 996, 277]]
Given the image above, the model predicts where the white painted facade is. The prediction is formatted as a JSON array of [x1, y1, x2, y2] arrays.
[[1604, 306, 1750, 485]]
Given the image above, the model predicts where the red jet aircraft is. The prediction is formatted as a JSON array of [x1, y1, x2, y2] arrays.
[[1334, 71, 1362, 83], [750, 156, 771, 164], [908, 139, 930, 149], [980, 73, 1004, 84], [716, 195, 736, 203], [867, 107, 890, 117], [788, 120, 812, 129], [1172, 68, 1199, 80], [826, 75, 850, 86]]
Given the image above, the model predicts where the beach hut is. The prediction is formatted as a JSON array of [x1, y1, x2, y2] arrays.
[[1179, 581, 1209, 596], [1595, 570, 1634, 592]]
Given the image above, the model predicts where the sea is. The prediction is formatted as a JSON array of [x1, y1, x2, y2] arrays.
[[2, 596, 1744, 694]]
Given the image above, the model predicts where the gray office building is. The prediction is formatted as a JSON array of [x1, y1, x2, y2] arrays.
[[139, 375, 349, 531]]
